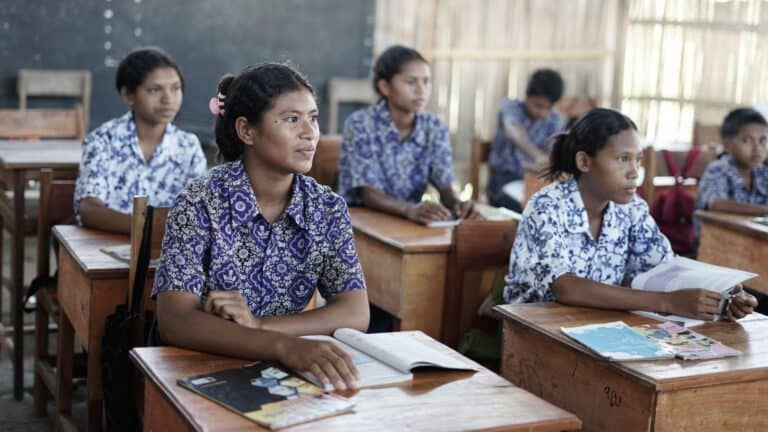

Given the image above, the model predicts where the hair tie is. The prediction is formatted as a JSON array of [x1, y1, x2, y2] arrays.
[[208, 92, 225, 116]]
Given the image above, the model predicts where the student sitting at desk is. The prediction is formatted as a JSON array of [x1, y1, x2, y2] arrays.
[[486, 69, 564, 211], [696, 107, 768, 217], [337, 45, 479, 224], [74, 47, 207, 233], [153, 63, 370, 391], [503, 108, 757, 321]]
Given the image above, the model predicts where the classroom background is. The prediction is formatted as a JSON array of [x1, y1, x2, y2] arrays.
[[2, 1, 768, 431]]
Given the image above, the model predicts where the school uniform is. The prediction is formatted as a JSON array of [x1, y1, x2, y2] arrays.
[[74, 111, 207, 222], [487, 98, 562, 208], [696, 154, 768, 210], [152, 161, 366, 316], [504, 179, 674, 304], [337, 100, 455, 205]]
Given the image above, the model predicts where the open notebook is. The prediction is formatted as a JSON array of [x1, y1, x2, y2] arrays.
[[631, 257, 757, 326], [302, 329, 479, 390]]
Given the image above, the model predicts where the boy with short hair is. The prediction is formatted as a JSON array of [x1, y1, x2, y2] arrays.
[[696, 107, 768, 216], [486, 68, 564, 211]]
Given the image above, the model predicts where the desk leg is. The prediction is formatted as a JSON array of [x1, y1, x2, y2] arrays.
[[11, 169, 25, 400], [86, 354, 103, 432], [56, 307, 74, 430]]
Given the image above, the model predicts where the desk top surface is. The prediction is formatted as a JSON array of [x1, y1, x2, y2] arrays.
[[695, 210, 768, 241], [0, 139, 81, 169], [131, 331, 581, 432], [349, 207, 453, 253], [53, 225, 129, 278], [496, 302, 768, 391]]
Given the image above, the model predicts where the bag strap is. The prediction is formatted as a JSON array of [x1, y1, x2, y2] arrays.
[[682, 147, 702, 179], [129, 205, 154, 316], [662, 149, 681, 178]]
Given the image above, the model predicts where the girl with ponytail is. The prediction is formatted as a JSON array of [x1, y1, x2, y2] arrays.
[[503, 108, 756, 321], [153, 63, 370, 391]]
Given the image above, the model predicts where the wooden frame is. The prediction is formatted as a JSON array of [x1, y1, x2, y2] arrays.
[[18, 68, 92, 131], [441, 219, 517, 347], [32, 169, 77, 416]]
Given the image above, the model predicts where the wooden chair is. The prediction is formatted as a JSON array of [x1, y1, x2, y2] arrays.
[[469, 139, 492, 201], [31, 169, 78, 416], [18, 69, 92, 131], [306, 135, 343, 188], [640, 146, 718, 204], [0, 106, 86, 140], [441, 219, 518, 348], [326, 77, 375, 134]]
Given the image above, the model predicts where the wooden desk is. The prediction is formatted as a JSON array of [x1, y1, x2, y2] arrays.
[[349, 208, 452, 338], [696, 210, 768, 295], [496, 302, 768, 432], [53, 225, 130, 432], [0, 139, 81, 400], [131, 331, 582, 432]]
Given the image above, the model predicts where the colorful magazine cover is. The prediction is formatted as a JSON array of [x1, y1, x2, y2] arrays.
[[633, 322, 741, 360], [560, 321, 675, 361], [178, 362, 355, 429]]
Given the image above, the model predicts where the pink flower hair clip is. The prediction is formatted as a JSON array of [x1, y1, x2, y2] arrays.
[[208, 92, 225, 116]]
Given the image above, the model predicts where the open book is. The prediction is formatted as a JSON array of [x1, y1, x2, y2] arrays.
[[178, 361, 354, 429], [302, 329, 479, 390], [561, 321, 740, 361], [630, 257, 758, 326]]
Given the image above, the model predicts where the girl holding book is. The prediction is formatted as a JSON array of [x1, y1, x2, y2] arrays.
[[153, 63, 369, 391], [503, 108, 757, 321]]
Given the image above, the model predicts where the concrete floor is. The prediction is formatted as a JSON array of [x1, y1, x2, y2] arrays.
[[0, 235, 86, 431]]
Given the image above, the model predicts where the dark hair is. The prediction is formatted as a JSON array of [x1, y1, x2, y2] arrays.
[[372, 45, 428, 99], [721, 107, 768, 139], [214, 63, 315, 162], [115, 47, 184, 94], [545, 108, 637, 181], [526, 69, 564, 103]]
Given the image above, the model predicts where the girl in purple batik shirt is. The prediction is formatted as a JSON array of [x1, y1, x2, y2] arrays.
[[152, 63, 369, 392]]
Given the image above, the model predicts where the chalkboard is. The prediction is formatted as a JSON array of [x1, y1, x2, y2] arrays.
[[0, 0, 375, 140]]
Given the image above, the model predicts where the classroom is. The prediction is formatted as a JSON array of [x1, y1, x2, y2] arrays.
[[1, 0, 767, 431]]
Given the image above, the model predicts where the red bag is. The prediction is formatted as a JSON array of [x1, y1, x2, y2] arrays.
[[650, 149, 701, 255]]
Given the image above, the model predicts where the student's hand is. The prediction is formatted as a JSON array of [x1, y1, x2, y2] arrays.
[[202, 291, 260, 329], [665, 289, 723, 320], [453, 200, 484, 220], [406, 202, 452, 224], [276, 337, 359, 391], [724, 285, 758, 321]]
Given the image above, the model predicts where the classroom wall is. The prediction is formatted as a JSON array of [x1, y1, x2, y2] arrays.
[[0, 0, 375, 141]]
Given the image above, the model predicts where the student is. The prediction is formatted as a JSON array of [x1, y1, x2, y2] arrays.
[[486, 69, 564, 211], [74, 47, 207, 233], [337, 45, 478, 224], [153, 63, 370, 391], [503, 108, 756, 321], [696, 108, 768, 216]]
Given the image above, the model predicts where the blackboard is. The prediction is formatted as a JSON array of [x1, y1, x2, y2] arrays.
[[0, 0, 375, 140]]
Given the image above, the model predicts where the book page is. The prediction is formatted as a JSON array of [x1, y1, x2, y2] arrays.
[[300, 335, 411, 390], [426, 219, 460, 228], [633, 322, 741, 360], [631, 257, 757, 294], [333, 329, 478, 373]]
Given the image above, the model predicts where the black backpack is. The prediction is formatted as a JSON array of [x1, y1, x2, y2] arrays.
[[101, 205, 155, 432]]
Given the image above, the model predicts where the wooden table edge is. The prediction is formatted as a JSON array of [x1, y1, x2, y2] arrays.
[[496, 305, 768, 392], [695, 210, 768, 241], [130, 348, 205, 432]]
